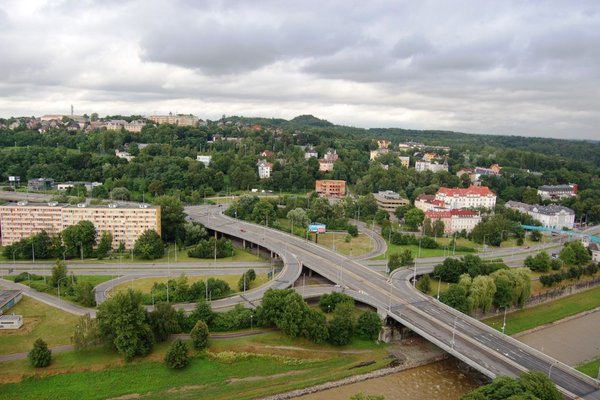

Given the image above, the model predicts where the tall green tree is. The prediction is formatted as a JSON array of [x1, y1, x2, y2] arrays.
[[404, 208, 425, 231], [133, 230, 164, 260], [96, 231, 113, 260], [50, 259, 68, 288], [190, 320, 209, 350], [164, 339, 189, 369], [154, 195, 186, 242], [96, 289, 154, 361], [355, 311, 382, 340], [148, 302, 180, 342]]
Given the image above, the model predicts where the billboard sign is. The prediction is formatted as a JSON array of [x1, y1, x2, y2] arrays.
[[308, 223, 326, 233], [8, 176, 20, 182]]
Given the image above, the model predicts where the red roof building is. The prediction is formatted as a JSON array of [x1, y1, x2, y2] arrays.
[[435, 185, 496, 210]]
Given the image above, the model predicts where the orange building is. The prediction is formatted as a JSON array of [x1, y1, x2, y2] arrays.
[[0, 201, 161, 249], [315, 180, 346, 197]]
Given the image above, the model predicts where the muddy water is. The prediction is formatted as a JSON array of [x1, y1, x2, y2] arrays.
[[297, 359, 478, 400]]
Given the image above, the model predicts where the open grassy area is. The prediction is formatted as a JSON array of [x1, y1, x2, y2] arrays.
[[315, 232, 374, 257], [0, 332, 389, 400], [577, 357, 600, 378], [373, 241, 475, 260], [110, 273, 270, 295], [86, 245, 263, 264], [483, 285, 600, 336], [0, 296, 79, 355], [4, 275, 113, 307]]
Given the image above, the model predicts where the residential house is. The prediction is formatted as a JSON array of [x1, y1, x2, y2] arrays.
[[257, 160, 273, 179], [196, 155, 212, 167], [398, 156, 410, 168], [415, 160, 449, 173]]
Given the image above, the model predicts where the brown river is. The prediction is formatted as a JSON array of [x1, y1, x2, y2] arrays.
[[297, 359, 478, 400]]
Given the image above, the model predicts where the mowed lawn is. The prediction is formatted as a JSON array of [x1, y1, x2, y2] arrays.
[[0, 296, 79, 355], [315, 232, 373, 257], [0, 333, 388, 400], [483, 285, 600, 336], [577, 357, 600, 378], [110, 273, 270, 295], [373, 242, 475, 260]]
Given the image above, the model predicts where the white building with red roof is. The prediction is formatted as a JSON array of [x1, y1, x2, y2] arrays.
[[425, 209, 482, 234], [435, 185, 496, 210], [415, 194, 448, 212]]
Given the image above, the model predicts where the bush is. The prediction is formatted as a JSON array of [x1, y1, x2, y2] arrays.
[[347, 225, 358, 237], [190, 320, 209, 350], [416, 274, 431, 293], [319, 292, 354, 313], [355, 311, 382, 341], [28, 338, 52, 368], [164, 339, 189, 369], [133, 230, 164, 260]]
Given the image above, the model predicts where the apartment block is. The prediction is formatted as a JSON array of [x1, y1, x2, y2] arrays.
[[0, 202, 161, 249], [315, 180, 346, 197], [435, 185, 496, 210], [148, 114, 199, 127]]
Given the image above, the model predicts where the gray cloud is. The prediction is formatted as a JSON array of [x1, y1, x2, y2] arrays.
[[0, 0, 598, 139]]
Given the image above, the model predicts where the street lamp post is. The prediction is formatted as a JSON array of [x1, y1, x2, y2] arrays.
[[437, 276, 442, 300], [32, 243, 35, 263], [451, 315, 458, 349], [548, 362, 558, 379], [501, 307, 507, 334], [57, 276, 69, 305]]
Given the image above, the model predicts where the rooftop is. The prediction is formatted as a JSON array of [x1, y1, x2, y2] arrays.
[[437, 185, 495, 197], [506, 201, 575, 216], [0, 290, 21, 309], [1, 201, 158, 210]]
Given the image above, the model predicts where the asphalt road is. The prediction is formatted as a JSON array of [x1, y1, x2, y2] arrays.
[[189, 205, 600, 400]]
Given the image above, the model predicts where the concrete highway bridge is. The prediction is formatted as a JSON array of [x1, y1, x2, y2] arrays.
[[187, 205, 600, 400]]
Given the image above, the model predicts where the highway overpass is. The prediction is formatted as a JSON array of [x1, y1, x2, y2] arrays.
[[188, 205, 600, 400]]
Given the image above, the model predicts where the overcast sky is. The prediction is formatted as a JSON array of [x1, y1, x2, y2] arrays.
[[1, 0, 599, 139]]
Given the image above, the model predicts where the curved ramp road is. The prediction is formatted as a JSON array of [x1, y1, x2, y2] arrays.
[[188, 205, 600, 400]]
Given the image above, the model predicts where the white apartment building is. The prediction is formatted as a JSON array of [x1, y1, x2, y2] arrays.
[[415, 160, 449, 173], [196, 155, 212, 167], [505, 201, 575, 230], [0, 202, 161, 249], [435, 186, 497, 210]]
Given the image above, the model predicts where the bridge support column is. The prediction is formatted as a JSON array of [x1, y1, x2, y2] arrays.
[[379, 326, 393, 343], [242, 239, 246, 249]]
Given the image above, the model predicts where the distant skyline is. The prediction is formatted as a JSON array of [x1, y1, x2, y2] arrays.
[[1, 1, 599, 140]]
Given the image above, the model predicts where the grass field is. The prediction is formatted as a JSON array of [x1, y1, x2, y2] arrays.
[[110, 273, 269, 295], [577, 357, 600, 378], [0, 296, 79, 355], [373, 242, 475, 260], [0, 332, 388, 400], [315, 232, 374, 257], [483, 285, 600, 336]]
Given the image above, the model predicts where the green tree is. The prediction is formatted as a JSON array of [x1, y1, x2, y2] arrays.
[[164, 339, 189, 369], [387, 253, 402, 272], [423, 218, 433, 236], [154, 195, 186, 242], [183, 222, 208, 246], [518, 371, 562, 400], [559, 246, 577, 265], [28, 338, 52, 368], [189, 300, 215, 326], [433, 219, 445, 237], [111, 187, 131, 201], [238, 269, 257, 291], [440, 284, 470, 314], [96, 231, 113, 260], [491, 271, 515, 308], [74, 281, 96, 307], [319, 292, 354, 313], [148, 302, 180, 342], [302, 308, 329, 344], [355, 311, 382, 340], [416, 274, 431, 293], [62, 220, 97, 258], [190, 320, 209, 350], [96, 289, 153, 361], [469, 275, 496, 313], [347, 224, 359, 237], [287, 208, 310, 231], [524, 251, 551, 272], [133, 229, 164, 260], [404, 208, 425, 231], [50, 259, 68, 288], [328, 302, 354, 345], [71, 314, 101, 350]]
